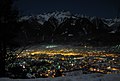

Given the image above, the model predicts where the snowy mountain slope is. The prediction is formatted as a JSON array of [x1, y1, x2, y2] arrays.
[[20, 11, 76, 25], [102, 18, 120, 33], [20, 11, 120, 33], [0, 73, 120, 81], [20, 11, 120, 26]]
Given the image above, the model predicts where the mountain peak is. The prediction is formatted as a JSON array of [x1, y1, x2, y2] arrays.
[[20, 11, 120, 27]]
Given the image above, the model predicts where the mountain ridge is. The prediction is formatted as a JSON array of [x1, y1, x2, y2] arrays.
[[20, 11, 120, 26], [18, 11, 120, 46]]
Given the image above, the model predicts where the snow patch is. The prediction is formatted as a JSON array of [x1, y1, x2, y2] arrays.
[[0, 73, 120, 81]]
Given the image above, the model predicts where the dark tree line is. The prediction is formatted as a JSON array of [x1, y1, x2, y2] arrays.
[[0, 0, 20, 77]]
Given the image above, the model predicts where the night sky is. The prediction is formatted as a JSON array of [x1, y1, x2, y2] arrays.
[[16, 0, 120, 18]]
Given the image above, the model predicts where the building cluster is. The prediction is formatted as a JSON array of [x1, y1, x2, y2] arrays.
[[7, 46, 120, 78]]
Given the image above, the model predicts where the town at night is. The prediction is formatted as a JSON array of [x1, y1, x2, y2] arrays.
[[6, 45, 120, 78], [0, 0, 120, 81]]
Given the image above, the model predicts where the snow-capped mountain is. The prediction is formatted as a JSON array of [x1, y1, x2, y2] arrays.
[[20, 11, 77, 25], [20, 11, 120, 28], [102, 18, 120, 27], [18, 11, 120, 46]]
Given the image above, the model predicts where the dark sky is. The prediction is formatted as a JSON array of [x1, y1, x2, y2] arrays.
[[16, 0, 120, 18]]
